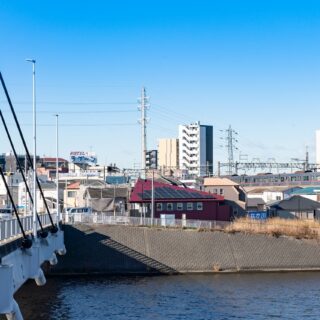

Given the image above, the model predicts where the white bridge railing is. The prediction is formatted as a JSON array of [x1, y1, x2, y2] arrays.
[[64, 213, 230, 230], [0, 214, 56, 243]]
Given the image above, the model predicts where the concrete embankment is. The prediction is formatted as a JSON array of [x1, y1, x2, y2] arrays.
[[49, 224, 320, 275]]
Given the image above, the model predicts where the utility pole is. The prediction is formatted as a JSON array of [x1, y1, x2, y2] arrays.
[[55, 114, 60, 226], [24, 154, 27, 216], [113, 183, 116, 218], [305, 146, 309, 171], [151, 170, 154, 225], [138, 87, 149, 179]]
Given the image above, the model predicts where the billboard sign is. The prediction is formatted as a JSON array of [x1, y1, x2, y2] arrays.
[[70, 151, 97, 165]]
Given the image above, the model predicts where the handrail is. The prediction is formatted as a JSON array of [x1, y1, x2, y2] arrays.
[[0, 213, 56, 243]]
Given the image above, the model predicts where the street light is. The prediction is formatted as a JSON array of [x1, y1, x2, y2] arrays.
[[55, 114, 60, 227], [26, 58, 37, 237]]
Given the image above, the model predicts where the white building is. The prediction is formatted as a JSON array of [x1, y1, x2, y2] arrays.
[[316, 130, 320, 168], [178, 121, 213, 177], [0, 173, 23, 208]]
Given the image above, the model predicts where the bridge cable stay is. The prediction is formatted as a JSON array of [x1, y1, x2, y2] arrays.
[[0, 72, 57, 233], [0, 166, 32, 249], [0, 110, 48, 238]]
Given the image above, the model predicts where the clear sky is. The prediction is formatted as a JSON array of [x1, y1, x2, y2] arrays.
[[0, 0, 319, 172]]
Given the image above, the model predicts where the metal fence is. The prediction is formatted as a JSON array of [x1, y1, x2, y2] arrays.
[[0, 213, 57, 243], [63, 213, 320, 239], [64, 213, 230, 230]]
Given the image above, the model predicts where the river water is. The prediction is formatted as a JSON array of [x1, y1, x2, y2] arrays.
[[13, 273, 320, 319]]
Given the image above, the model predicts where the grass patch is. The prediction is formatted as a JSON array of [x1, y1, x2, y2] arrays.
[[225, 217, 320, 239]]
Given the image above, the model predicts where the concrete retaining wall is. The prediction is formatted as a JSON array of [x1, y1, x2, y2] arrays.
[[49, 224, 320, 274]]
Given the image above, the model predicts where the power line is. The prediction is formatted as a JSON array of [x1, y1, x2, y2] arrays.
[[9, 122, 138, 127], [1, 109, 136, 114], [0, 100, 136, 105], [152, 103, 191, 121]]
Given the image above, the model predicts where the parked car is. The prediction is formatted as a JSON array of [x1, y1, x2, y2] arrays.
[[0, 208, 14, 220], [64, 207, 93, 223]]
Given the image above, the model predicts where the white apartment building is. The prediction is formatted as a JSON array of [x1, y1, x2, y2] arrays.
[[178, 121, 213, 177]]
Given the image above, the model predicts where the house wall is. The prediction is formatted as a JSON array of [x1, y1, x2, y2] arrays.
[[247, 192, 282, 204], [277, 210, 315, 220], [263, 191, 283, 203], [204, 185, 246, 216], [297, 194, 318, 202], [153, 201, 230, 221], [204, 185, 238, 202], [64, 189, 80, 208]]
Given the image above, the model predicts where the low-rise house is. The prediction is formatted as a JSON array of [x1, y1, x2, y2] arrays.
[[130, 179, 231, 221], [268, 195, 320, 219], [83, 187, 128, 213], [246, 187, 283, 204], [203, 177, 246, 217], [290, 187, 320, 202], [245, 186, 302, 205], [63, 179, 106, 209], [64, 181, 81, 208], [39, 157, 69, 180], [1, 173, 24, 211], [246, 197, 266, 212]]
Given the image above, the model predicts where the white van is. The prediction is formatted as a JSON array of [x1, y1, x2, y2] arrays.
[[0, 208, 13, 220], [65, 207, 93, 223]]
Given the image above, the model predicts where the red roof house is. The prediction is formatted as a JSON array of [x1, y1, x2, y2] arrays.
[[130, 179, 231, 221]]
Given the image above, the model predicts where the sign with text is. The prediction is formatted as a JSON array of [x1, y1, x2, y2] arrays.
[[70, 151, 97, 165], [248, 211, 267, 220]]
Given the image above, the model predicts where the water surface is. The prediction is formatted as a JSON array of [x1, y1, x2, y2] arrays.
[[14, 273, 320, 319]]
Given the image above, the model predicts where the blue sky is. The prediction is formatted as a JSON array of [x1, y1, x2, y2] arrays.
[[0, 1, 319, 171]]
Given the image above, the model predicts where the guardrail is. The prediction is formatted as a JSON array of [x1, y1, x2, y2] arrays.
[[0, 213, 57, 243], [64, 213, 230, 230]]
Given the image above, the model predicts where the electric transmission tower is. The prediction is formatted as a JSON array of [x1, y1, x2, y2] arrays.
[[138, 87, 150, 178], [220, 125, 238, 175]]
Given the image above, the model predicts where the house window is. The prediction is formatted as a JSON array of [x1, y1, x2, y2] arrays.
[[187, 202, 193, 210], [167, 203, 173, 211], [67, 191, 76, 197], [156, 203, 163, 211], [219, 189, 224, 195], [177, 203, 183, 211], [196, 202, 203, 211]]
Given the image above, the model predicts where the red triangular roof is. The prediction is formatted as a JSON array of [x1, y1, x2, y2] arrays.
[[67, 181, 80, 189]]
